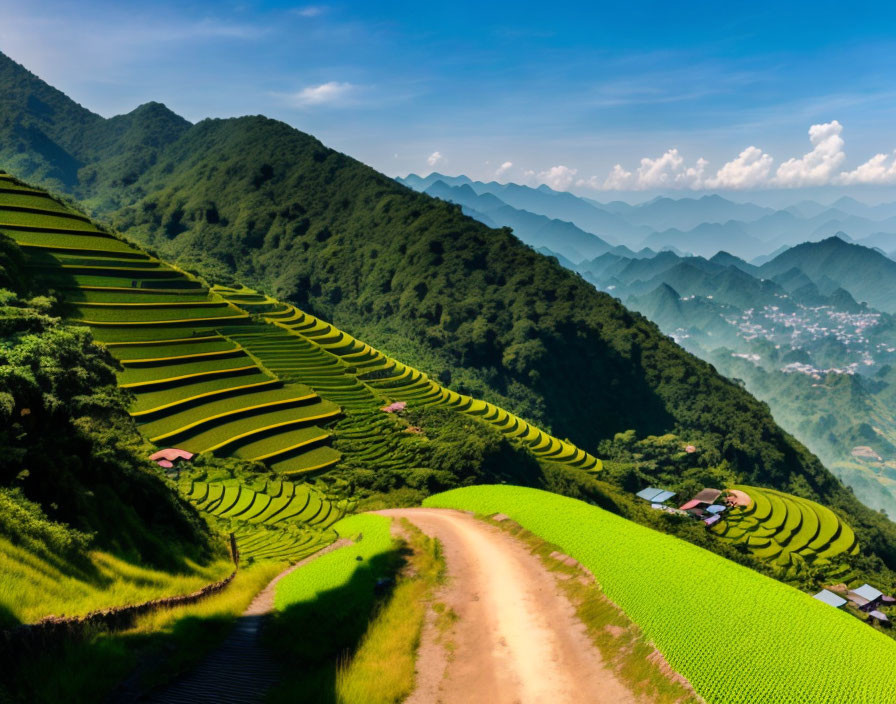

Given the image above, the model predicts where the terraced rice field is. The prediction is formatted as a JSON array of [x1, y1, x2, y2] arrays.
[[215, 286, 602, 472], [0, 175, 605, 564], [184, 480, 348, 563], [712, 485, 860, 583], [0, 183, 342, 478], [426, 486, 896, 704]]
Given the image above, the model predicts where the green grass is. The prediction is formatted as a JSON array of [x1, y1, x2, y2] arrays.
[[0, 534, 233, 626], [274, 514, 393, 611], [265, 514, 405, 704], [334, 519, 444, 704], [424, 485, 896, 704], [5, 561, 284, 704]]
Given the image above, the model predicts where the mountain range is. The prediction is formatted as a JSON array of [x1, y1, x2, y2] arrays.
[[402, 174, 896, 262]]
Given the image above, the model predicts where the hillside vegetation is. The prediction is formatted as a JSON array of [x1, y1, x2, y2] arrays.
[[3, 51, 896, 570], [0, 235, 230, 629], [0, 170, 603, 564]]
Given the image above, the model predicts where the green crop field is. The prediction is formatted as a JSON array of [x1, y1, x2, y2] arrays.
[[218, 288, 602, 472], [0, 183, 341, 479], [274, 514, 394, 610], [424, 486, 896, 704], [712, 485, 859, 583], [184, 480, 349, 564]]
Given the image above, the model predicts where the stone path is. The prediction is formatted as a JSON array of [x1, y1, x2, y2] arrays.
[[133, 539, 351, 704]]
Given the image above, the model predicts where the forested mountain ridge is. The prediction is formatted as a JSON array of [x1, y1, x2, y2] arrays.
[[3, 51, 896, 568]]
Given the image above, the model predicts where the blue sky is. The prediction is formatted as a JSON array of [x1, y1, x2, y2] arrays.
[[2, 1, 896, 195]]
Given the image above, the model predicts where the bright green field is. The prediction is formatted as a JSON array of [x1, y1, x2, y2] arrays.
[[111, 337, 237, 359], [712, 485, 859, 582], [424, 486, 896, 704], [6, 230, 140, 253], [269, 445, 343, 475], [72, 304, 244, 323], [118, 353, 253, 385], [136, 386, 323, 439], [70, 289, 213, 304], [0, 209, 98, 230], [0, 192, 75, 212], [274, 514, 393, 610], [128, 371, 276, 413]]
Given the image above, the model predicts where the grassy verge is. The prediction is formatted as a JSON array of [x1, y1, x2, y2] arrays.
[[0, 534, 234, 626], [335, 518, 444, 703], [266, 514, 445, 704], [1, 562, 282, 703]]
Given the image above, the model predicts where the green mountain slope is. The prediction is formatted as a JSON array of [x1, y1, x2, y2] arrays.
[[0, 169, 599, 502], [2, 51, 896, 571]]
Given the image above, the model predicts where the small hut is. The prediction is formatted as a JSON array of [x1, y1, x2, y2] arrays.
[[149, 448, 194, 469]]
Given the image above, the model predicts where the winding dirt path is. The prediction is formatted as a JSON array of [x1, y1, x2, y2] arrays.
[[379, 508, 640, 704]]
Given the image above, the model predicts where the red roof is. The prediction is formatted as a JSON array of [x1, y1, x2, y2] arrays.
[[149, 448, 195, 462], [679, 499, 701, 511], [156, 459, 174, 468]]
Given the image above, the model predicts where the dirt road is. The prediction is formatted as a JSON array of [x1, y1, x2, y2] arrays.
[[379, 508, 640, 704]]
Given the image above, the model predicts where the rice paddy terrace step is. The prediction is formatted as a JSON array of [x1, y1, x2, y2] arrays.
[[214, 286, 602, 473], [711, 484, 859, 582], [183, 480, 346, 563], [0, 183, 341, 477]]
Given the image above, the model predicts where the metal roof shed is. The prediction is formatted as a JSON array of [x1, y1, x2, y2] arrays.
[[651, 490, 676, 503], [813, 590, 847, 608], [692, 488, 722, 504], [636, 487, 664, 501], [852, 584, 883, 602]]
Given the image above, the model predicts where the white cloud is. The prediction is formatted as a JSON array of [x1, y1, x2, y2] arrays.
[[705, 146, 774, 189], [601, 164, 635, 190], [839, 151, 896, 185], [593, 150, 707, 190], [527, 120, 896, 192], [495, 161, 513, 177], [427, 151, 443, 167], [773, 120, 845, 187], [539, 165, 578, 190], [289, 81, 356, 107], [637, 149, 685, 188]]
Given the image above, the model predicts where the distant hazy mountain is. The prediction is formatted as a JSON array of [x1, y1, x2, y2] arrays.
[[421, 180, 614, 261], [617, 194, 772, 231], [758, 236, 896, 313]]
